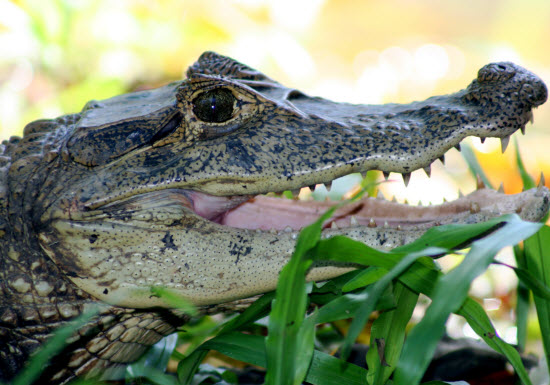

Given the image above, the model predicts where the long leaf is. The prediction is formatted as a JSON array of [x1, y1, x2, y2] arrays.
[[460, 142, 494, 189], [513, 139, 535, 351], [524, 225, 550, 374], [322, 247, 447, 360], [514, 138, 536, 189], [366, 283, 418, 385], [265, 205, 337, 385], [200, 332, 369, 385], [458, 298, 533, 385], [394, 215, 541, 385]]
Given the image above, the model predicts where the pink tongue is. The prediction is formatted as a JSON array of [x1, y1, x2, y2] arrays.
[[185, 191, 252, 221], [222, 196, 340, 230]]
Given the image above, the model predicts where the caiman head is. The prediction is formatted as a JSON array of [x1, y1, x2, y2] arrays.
[[29, 52, 548, 309]]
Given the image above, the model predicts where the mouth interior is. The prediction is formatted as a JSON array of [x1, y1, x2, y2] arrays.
[[178, 183, 528, 232]]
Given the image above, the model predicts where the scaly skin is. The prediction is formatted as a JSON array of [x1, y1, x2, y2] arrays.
[[0, 52, 548, 383]]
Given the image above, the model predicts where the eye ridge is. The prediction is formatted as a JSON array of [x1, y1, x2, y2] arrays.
[[192, 88, 236, 123]]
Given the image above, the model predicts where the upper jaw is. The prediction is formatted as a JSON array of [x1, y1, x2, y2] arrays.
[[68, 61, 546, 209]]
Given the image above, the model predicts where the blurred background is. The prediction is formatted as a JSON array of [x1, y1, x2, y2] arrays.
[[1, 0, 549, 357]]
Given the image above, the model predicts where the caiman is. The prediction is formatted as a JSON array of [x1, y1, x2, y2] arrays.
[[0, 52, 548, 383]]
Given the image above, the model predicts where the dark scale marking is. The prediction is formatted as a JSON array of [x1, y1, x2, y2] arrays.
[[89, 234, 98, 244], [161, 232, 177, 251]]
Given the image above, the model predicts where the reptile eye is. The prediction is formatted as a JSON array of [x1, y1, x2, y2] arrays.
[[192, 88, 236, 123]]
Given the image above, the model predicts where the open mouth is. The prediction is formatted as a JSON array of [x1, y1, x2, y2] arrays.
[[162, 174, 549, 237]]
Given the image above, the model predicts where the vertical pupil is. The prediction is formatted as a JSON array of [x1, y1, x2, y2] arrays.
[[209, 96, 217, 116]]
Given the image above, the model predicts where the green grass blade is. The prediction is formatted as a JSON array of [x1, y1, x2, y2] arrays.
[[394, 216, 541, 385], [200, 332, 369, 385], [514, 138, 536, 189], [126, 363, 178, 385], [460, 142, 494, 189], [342, 266, 389, 292], [510, 265, 550, 299], [393, 216, 512, 253], [177, 292, 275, 383], [524, 225, 550, 373], [219, 292, 275, 334], [294, 311, 319, 383], [513, 244, 530, 351], [149, 286, 198, 316], [265, 205, 338, 385], [177, 350, 209, 385], [338, 247, 446, 360], [513, 138, 535, 351], [315, 290, 395, 324], [458, 298, 533, 385], [366, 282, 418, 385]]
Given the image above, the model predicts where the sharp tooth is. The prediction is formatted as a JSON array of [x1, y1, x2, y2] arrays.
[[443, 197, 447, 202], [391, 196, 397, 202], [350, 216, 358, 226], [396, 225, 402, 230], [470, 202, 480, 213], [423, 165, 431, 177], [402, 172, 411, 187], [383, 171, 390, 180], [500, 136, 510, 153], [439, 155, 445, 165], [454, 144, 461, 152], [291, 189, 300, 196], [308, 184, 316, 191], [497, 183, 504, 193], [331, 221, 339, 229], [536, 173, 546, 196], [529, 111, 534, 124], [368, 218, 377, 228], [377, 190, 385, 200], [476, 175, 486, 190], [480, 137, 486, 144], [521, 126, 526, 135], [458, 190, 464, 198], [403, 199, 409, 204], [383, 221, 389, 228], [325, 181, 332, 191], [361, 172, 367, 179]]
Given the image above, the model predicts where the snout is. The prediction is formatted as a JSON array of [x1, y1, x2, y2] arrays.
[[477, 62, 548, 107]]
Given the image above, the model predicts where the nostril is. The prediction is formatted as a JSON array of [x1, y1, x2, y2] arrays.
[[286, 90, 308, 101]]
